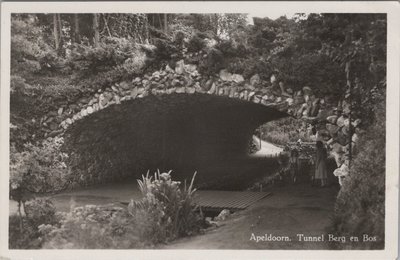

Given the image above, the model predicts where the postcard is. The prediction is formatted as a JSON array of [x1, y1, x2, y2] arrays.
[[0, 1, 399, 259]]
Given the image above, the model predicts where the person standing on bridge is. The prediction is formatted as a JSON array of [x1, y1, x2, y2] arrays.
[[314, 141, 328, 187]]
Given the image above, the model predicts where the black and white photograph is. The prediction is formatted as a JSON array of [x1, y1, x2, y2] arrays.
[[0, 1, 399, 259]]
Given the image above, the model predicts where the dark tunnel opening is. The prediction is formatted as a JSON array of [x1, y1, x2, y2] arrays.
[[64, 93, 288, 188]]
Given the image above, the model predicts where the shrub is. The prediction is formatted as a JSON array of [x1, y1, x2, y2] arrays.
[[68, 37, 147, 88], [329, 103, 385, 249], [198, 47, 224, 76], [128, 170, 203, 245], [39, 205, 142, 249], [9, 198, 58, 249], [10, 75, 30, 94], [187, 34, 206, 53], [260, 117, 313, 146], [10, 137, 70, 202], [11, 15, 61, 77]]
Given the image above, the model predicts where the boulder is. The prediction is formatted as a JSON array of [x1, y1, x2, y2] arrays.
[[132, 77, 141, 83], [343, 118, 350, 127], [214, 209, 230, 221], [250, 74, 261, 86], [194, 82, 203, 92], [326, 115, 338, 124], [165, 64, 173, 72], [186, 87, 196, 94], [232, 74, 245, 83], [352, 133, 359, 143], [336, 130, 349, 145], [342, 125, 350, 136], [57, 107, 63, 116], [111, 85, 119, 92], [87, 106, 94, 114], [336, 116, 346, 127], [184, 64, 197, 73], [152, 71, 160, 78], [219, 69, 233, 81], [326, 123, 340, 135], [208, 83, 217, 94], [253, 95, 262, 103], [130, 87, 138, 98], [175, 60, 185, 74], [88, 98, 96, 106], [114, 95, 121, 104], [352, 118, 362, 128], [175, 87, 186, 93]]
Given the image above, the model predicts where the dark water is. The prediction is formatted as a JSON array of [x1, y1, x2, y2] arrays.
[[10, 153, 281, 215]]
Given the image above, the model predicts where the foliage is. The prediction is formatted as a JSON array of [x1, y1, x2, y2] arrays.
[[68, 38, 140, 74], [259, 117, 314, 145], [102, 14, 149, 42], [10, 137, 70, 204], [39, 205, 142, 249], [67, 37, 147, 89], [9, 198, 58, 249], [37, 171, 203, 249], [330, 102, 385, 249], [11, 15, 56, 75], [128, 170, 203, 245]]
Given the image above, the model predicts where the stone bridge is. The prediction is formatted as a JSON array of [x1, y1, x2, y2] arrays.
[[43, 59, 358, 185]]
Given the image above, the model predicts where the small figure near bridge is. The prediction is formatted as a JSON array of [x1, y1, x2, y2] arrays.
[[314, 141, 328, 187]]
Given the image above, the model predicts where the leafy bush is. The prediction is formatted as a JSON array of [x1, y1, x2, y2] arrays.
[[329, 103, 385, 249], [11, 15, 60, 77], [10, 137, 70, 201], [187, 34, 206, 52], [260, 117, 314, 145], [10, 75, 31, 94], [128, 170, 203, 245], [9, 198, 58, 249], [39, 205, 142, 249], [37, 171, 203, 249]]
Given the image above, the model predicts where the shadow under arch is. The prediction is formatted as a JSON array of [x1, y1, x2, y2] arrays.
[[63, 93, 288, 188]]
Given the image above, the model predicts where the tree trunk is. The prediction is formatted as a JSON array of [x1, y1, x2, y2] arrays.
[[53, 14, 59, 51], [163, 14, 168, 33], [74, 14, 81, 43], [17, 201, 23, 232], [57, 14, 64, 56], [102, 14, 112, 37], [157, 14, 163, 30], [345, 61, 352, 166], [93, 13, 100, 47]]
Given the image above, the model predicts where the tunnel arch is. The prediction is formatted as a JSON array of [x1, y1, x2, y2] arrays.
[[63, 93, 288, 186]]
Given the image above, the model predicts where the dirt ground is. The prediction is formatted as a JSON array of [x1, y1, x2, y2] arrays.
[[161, 182, 340, 250]]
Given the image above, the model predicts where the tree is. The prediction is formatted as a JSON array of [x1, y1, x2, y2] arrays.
[[93, 13, 100, 47], [73, 14, 81, 43], [53, 14, 59, 51]]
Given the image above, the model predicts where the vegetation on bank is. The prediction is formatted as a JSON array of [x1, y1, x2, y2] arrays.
[[329, 101, 385, 249], [10, 171, 203, 249], [9, 13, 387, 249], [258, 117, 314, 146]]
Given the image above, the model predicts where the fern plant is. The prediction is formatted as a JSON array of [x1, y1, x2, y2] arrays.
[[128, 170, 202, 244]]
